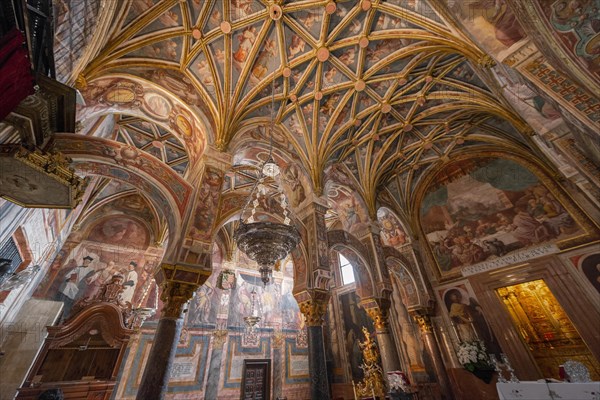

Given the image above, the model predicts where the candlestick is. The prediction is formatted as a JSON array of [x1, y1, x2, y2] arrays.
[[500, 353, 519, 383], [489, 354, 507, 383]]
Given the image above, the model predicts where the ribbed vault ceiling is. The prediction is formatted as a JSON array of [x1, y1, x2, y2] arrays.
[[81, 0, 532, 215]]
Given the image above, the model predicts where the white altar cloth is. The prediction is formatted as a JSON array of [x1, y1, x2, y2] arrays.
[[497, 381, 600, 400]]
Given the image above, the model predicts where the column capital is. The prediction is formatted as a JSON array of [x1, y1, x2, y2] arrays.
[[360, 297, 391, 332], [365, 307, 390, 332], [298, 298, 328, 326], [160, 280, 198, 318], [412, 313, 433, 334]]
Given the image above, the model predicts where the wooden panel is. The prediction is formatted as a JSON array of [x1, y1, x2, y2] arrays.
[[16, 381, 115, 400], [240, 359, 270, 400]]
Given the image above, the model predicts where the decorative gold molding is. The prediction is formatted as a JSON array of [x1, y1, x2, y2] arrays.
[[0, 145, 86, 208], [500, 39, 540, 67], [298, 299, 328, 327], [160, 280, 198, 319], [413, 314, 433, 334], [365, 307, 390, 332]]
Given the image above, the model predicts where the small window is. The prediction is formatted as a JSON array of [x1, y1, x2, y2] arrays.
[[339, 254, 355, 285]]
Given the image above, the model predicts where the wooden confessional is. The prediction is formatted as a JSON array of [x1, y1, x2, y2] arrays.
[[16, 275, 145, 399]]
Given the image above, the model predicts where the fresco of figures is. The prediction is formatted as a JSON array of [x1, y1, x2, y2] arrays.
[[438, 282, 502, 356], [420, 158, 584, 273], [33, 195, 163, 320], [377, 207, 409, 248], [337, 291, 376, 381], [443, 0, 526, 56]]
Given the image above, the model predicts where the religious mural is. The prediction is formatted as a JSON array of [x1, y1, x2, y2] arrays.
[[338, 290, 376, 381], [420, 158, 584, 274], [327, 184, 369, 234], [115, 246, 309, 400], [33, 196, 162, 320], [438, 281, 502, 357], [538, 0, 600, 79], [377, 207, 409, 248], [445, 0, 526, 56]]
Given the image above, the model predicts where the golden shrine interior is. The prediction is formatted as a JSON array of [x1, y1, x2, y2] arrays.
[[0, 1, 599, 399]]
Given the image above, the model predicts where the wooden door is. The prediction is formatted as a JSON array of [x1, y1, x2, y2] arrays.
[[240, 359, 270, 400]]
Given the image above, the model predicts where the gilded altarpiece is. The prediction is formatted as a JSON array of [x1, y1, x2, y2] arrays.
[[496, 279, 600, 380]]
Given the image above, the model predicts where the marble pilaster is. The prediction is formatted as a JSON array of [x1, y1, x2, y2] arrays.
[[414, 313, 454, 400], [363, 299, 402, 374], [135, 280, 199, 400], [299, 297, 331, 400]]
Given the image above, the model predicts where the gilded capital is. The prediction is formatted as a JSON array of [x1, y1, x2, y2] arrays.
[[414, 314, 433, 333], [160, 281, 198, 318], [299, 299, 328, 326], [365, 307, 389, 332]]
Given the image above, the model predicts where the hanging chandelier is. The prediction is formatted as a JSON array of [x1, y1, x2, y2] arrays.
[[234, 82, 300, 286], [242, 288, 261, 346]]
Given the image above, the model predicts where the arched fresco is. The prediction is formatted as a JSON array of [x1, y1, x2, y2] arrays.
[[377, 207, 410, 248], [325, 180, 370, 235], [77, 76, 209, 163], [419, 157, 587, 276], [443, 1, 526, 56], [33, 196, 163, 319]]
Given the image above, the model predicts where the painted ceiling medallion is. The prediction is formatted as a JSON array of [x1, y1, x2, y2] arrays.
[[220, 21, 231, 34], [316, 47, 330, 62], [325, 2, 337, 15], [269, 4, 283, 20], [355, 80, 366, 91]]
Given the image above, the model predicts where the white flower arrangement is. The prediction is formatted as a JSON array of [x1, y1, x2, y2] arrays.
[[456, 340, 492, 372], [387, 371, 410, 392]]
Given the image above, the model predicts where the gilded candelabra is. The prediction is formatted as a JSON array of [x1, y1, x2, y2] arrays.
[[354, 326, 386, 399]]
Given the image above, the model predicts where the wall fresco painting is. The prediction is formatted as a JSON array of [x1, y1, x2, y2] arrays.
[[338, 290, 375, 381], [421, 158, 584, 274], [537, 0, 600, 80], [444, 1, 526, 57], [438, 281, 502, 356], [377, 207, 409, 248], [33, 200, 162, 320]]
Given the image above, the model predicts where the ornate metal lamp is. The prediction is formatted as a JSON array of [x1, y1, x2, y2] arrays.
[[242, 288, 261, 346], [233, 84, 300, 286]]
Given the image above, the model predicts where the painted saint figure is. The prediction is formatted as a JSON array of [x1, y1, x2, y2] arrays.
[[121, 261, 138, 305], [56, 255, 96, 317]]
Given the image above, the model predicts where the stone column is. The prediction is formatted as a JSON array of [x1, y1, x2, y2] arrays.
[[414, 314, 454, 400], [364, 303, 402, 373], [299, 297, 331, 400], [135, 280, 199, 400]]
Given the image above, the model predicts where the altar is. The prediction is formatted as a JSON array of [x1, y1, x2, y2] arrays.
[[497, 381, 600, 400]]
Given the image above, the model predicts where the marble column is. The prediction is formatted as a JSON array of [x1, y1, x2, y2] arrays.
[[414, 314, 454, 400], [365, 305, 402, 373], [135, 281, 198, 400], [299, 299, 331, 400]]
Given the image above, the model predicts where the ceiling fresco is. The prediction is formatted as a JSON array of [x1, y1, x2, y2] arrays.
[[113, 115, 190, 175], [79, 0, 532, 221]]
